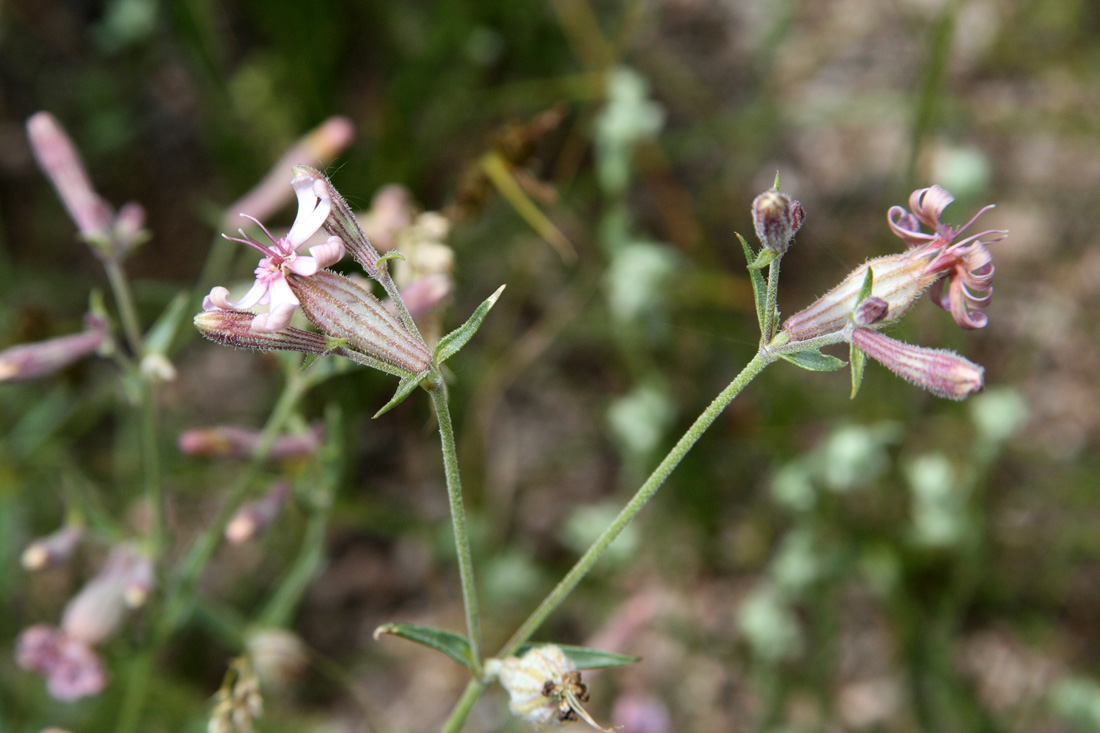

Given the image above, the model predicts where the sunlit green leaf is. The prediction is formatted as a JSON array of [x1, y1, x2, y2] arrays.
[[850, 343, 867, 399], [780, 349, 846, 372], [374, 372, 428, 418], [433, 285, 505, 365]]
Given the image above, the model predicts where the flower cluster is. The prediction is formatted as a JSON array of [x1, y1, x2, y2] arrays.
[[16, 546, 153, 701], [779, 185, 1005, 400]]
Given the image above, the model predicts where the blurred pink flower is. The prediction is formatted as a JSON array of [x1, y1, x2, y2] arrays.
[[16, 625, 106, 702], [0, 314, 107, 383]]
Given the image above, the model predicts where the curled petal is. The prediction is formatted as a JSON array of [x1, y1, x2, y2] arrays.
[[308, 236, 346, 269], [285, 256, 319, 277], [887, 205, 937, 248], [286, 175, 332, 247], [252, 303, 297, 333], [910, 185, 954, 231]]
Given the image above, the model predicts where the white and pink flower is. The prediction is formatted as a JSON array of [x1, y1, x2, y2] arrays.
[[203, 174, 345, 333]]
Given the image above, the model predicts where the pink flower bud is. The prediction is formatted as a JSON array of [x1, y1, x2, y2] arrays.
[[22, 526, 83, 571], [849, 328, 985, 400], [226, 481, 291, 544], [752, 188, 804, 254], [227, 116, 356, 227], [0, 321, 107, 382], [193, 311, 329, 354], [288, 270, 431, 374], [853, 296, 889, 327], [179, 423, 324, 461], [26, 112, 113, 241], [61, 547, 145, 644]]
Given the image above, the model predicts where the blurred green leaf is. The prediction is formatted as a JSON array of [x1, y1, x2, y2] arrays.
[[373, 623, 473, 670]]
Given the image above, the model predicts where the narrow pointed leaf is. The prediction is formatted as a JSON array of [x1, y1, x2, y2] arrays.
[[374, 371, 428, 418], [748, 247, 780, 271], [433, 285, 506, 365], [857, 266, 875, 303], [372, 623, 474, 670], [144, 293, 189, 355], [737, 233, 767, 333], [779, 349, 846, 372], [513, 643, 641, 670], [300, 352, 322, 372], [850, 343, 867, 399]]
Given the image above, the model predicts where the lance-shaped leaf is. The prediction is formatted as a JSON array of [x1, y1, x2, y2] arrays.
[[779, 349, 847, 372], [374, 371, 429, 418], [433, 285, 506, 365], [738, 233, 767, 333], [850, 342, 867, 398], [512, 643, 641, 671], [373, 622, 474, 670]]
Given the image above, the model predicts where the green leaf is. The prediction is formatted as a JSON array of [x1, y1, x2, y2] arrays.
[[373, 623, 474, 670], [143, 292, 189, 355], [433, 285, 506, 365], [374, 372, 428, 418], [850, 343, 867, 399], [737, 233, 767, 333], [857, 266, 874, 303], [513, 643, 642, 670], [780, 349, 846, 372], [748, 247, 779, 271]]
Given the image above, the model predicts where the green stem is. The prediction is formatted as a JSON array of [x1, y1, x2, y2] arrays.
[[440, 679, 487, 733], [428, 378, 483, 675], [260, 485, 333, 628], [763, 256, 782, 343], [103, 258, 145, 356], [500, 349, 773, 657], [139, 384, 164, 559]]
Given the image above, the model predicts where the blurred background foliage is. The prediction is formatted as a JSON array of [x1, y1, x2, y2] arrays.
[[2, 0, 1100, 730]]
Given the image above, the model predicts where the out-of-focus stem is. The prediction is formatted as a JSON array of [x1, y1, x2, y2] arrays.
[[103, 258, 144, 356], [428, 377, 483, 675], [440, 678, 487, 733]]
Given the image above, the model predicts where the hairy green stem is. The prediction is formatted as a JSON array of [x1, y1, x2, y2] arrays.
[[763, 256, 782, 343], [429, 379, 483, 674], [498, 349, 772, 657], [440, 679, 488, 733]]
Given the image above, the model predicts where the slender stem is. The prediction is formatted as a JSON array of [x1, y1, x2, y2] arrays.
[[157, 373, 308, 638], [139, 384, 165, 559], [428, 378, 483, 675], [260, 484, 333, 627], [763, 256, 782, 343], [499, 349, 773, 656], [103, 258, 145, 356], [441, 679, 487, 733]]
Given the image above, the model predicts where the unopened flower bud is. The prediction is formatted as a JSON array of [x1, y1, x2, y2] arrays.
[[853, 296, 889, 327], [0, 321, 108, 382], [61, 546, 152, 644], [194, 311, 329, 355], [245, 628, 308, 690], [26, 112, 113, 241], [849, 328, 984, 400], [391, 273, 453, 320], [227, 117, 356, 227], [22, 526, 83, 571], [752, 188, 804, 255], [491, 645, 616, 731], [226, 481, 290, 544], [179, 423, 324, 461], [288, 270, 431, 374]]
